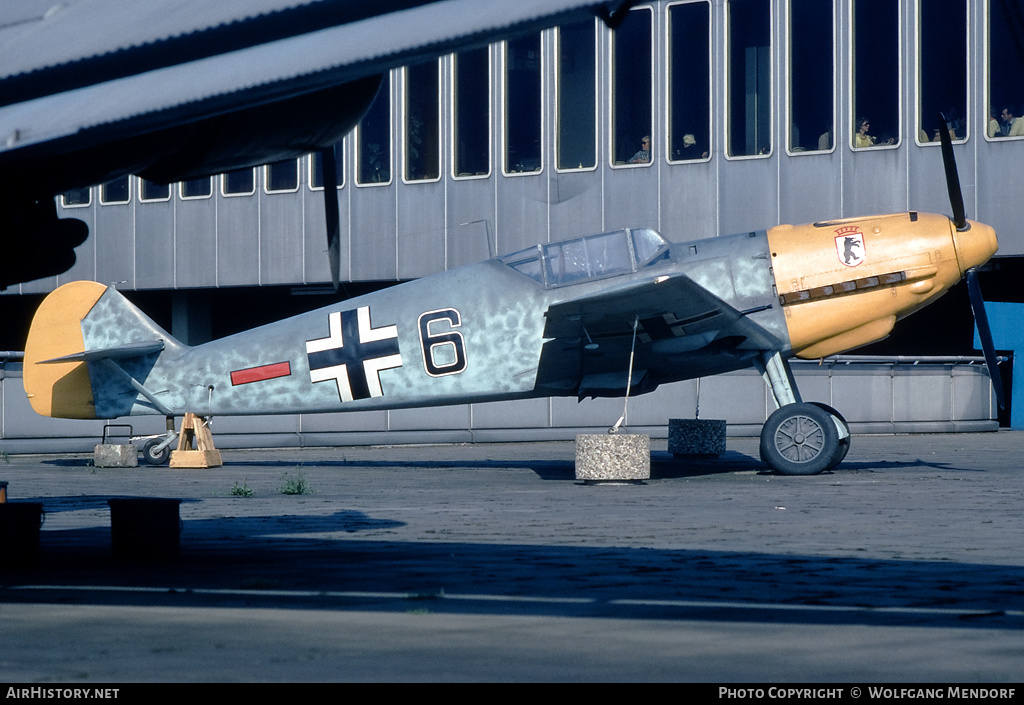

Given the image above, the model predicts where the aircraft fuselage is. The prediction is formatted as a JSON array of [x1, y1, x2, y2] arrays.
[[24, 210, 996, 421]]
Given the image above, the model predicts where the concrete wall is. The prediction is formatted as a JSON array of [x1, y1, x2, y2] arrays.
[[0, 358, 997, 454]]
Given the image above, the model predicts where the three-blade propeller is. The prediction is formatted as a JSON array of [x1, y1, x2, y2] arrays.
[[937, 113, 1005, 410], [320, 146, 342, 292], [966, 266, 1005, 410]]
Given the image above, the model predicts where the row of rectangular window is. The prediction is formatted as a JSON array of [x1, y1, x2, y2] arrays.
[[63, 151, 344, 207], [64, 0, 1023, 208], [448, 0, 1019, 168]]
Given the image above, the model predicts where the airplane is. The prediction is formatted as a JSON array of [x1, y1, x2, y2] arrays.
[[22, 117, 1003, 475], [0, 0, 633, 290]]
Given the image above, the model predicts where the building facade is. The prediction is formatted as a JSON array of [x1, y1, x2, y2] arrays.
[[1, 0, 1019, 448]]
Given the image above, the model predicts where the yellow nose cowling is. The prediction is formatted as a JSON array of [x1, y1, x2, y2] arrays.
[[952, 221, 998, 276]]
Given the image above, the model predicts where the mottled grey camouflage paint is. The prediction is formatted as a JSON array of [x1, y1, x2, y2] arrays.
[[76, 228, 791, 419]]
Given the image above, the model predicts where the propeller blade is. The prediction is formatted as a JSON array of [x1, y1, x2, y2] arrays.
[[320, 146, 342, 292], [937, 112, 967, 231], [966, 267, 1006, 410]]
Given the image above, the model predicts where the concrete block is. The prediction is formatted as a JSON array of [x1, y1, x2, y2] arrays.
[[575, 434, 650, 482], [668, 419, 726, 456], [94, 444, 138, 468]]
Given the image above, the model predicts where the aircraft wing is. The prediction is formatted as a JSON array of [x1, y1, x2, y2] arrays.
[[0, 0, 629, 288], [543, 274, 780, 352], [0, 0, 624, 180]]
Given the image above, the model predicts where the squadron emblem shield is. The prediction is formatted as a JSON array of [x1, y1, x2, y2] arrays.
[[834, 227, 865, 267]]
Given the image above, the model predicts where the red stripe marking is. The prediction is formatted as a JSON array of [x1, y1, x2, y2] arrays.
[[230, 361, 292, 386]]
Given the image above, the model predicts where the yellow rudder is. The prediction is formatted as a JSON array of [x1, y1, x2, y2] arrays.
[[23, 280, 108, 419]]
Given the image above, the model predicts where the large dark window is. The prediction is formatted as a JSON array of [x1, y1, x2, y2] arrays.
[[504, 34, 542, 174], [987, 0, 1024, 138], [404, 60, 440, 181], [357, 73, 392, 185], [61, 188, 91, 207], [668, 1, 712, 161], [727, 0, 772, 157], [852, 0, 900, 147], [919, 0, 967, 142], [556, 20, 597, 170], [788, 0, 834, 152], [611, 7, 653, 165], [140, 180, 170, 202], [223, 168, 255, 196], [181, 178, 212, 199], [453, 48, 490, 177], [100, 176, 130, 204], [266, 160, 299, 192], [310, 142, 345, 189]]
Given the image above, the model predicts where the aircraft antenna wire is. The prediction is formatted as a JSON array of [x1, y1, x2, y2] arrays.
[[695, 377, 701, 420], [610, 316, 640, 433]]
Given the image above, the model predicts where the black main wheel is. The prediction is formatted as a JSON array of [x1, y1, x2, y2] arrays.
[[760, 402, 840, 475], [141, 438, 171, 466]]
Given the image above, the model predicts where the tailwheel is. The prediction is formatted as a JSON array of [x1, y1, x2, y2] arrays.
[[141, 437, 171, 466], [760, 402, 840, 475]]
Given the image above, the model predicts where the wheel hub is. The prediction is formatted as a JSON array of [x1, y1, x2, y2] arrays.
[[775, 415, 824, 463]]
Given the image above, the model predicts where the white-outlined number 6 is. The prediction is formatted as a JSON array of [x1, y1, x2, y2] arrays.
[[418, 308, 467, 377]]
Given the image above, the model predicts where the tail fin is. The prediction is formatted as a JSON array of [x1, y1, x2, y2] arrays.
[[24, 282, 184, 419]]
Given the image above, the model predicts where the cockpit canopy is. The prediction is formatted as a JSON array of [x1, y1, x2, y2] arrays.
[[498, 227, 670, 288]]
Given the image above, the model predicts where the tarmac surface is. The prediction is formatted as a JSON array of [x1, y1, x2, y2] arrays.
[[1, 432, 1023, 683]]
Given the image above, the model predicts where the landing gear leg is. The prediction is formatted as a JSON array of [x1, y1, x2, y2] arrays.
[[754, 352, 848, 475]]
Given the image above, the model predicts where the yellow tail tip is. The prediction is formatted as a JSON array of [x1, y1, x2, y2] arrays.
[[23, 281, 108, 419]]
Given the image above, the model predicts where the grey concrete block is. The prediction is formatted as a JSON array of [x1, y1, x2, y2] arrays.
[[94, 444, 138, 468], [668, 419, 727, 457], [575, 434, 650, 482]]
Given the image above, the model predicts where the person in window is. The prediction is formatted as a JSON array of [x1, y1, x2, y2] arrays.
[[628, 135, 651, 163], [998, 106, 1024, 137], [676, 133, 708, 160], [854, 117, 875, 147], [854, 117, 894, 148], [921, 125, 957, 143], [988, 108, 1002, 138]]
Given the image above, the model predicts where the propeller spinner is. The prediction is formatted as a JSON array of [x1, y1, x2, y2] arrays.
[[937, 113, 1005, 410]]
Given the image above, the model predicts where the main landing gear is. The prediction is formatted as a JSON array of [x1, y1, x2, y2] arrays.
[[754, 352, 850, 475], [760, 401, 850, 475]]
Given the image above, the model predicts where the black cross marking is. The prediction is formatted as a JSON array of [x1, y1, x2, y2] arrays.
[[306, 307, 402, 402]]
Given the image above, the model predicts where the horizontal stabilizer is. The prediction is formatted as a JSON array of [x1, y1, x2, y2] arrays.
[[39, 340, 165, 365]]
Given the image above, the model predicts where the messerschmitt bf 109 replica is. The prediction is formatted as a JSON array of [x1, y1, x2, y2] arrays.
[[23, 120, 1002, 475]]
